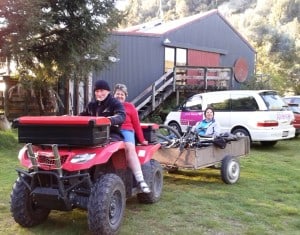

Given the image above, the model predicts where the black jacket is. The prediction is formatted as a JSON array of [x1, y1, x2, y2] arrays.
[[80, 93, 126, 140]]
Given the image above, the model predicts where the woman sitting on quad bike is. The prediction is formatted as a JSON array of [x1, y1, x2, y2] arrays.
[[113, 83, 151, 193]]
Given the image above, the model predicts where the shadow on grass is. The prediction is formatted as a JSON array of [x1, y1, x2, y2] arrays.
[[163, 167, 224, 186], [22, 210, 89, 234], [250, 139, 295, 152]]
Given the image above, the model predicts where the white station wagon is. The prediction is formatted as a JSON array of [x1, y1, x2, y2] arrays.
[[164, 90, 295, 146]]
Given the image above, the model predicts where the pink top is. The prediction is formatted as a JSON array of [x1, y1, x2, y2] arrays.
[[121, 102, 146, 143]]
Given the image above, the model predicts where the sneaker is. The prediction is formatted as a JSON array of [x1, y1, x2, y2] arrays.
[[138, 181, 151, 193]]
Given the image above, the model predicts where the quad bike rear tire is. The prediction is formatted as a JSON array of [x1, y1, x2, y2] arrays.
[[138, 159, 163, 203], [87, 173, 126, 235], [10, 176, 51, 227]]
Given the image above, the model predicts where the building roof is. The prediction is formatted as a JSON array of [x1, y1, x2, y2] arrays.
[[118, 10, 217, 34], [115, 9, 255, 52]]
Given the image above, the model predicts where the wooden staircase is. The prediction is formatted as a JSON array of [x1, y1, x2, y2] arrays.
[[131, 70, 175, 120], [131, 66, 233, 120]]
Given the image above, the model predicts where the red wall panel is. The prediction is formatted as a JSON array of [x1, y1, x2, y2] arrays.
[[188, 50, 220, 67]]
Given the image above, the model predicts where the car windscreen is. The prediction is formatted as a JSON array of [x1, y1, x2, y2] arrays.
[[260, 91, 288, 111]]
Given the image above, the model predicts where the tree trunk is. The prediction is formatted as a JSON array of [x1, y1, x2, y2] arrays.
[[0, 115, 11, 131]]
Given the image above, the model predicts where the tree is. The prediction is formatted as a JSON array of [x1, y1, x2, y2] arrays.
[[0, 0, 123, 114]]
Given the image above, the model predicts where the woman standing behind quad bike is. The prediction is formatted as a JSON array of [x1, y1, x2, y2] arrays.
[[113, 83, 151, 193]]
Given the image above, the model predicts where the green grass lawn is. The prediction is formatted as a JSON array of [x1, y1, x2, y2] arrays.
[[0, 130, 299, 235]]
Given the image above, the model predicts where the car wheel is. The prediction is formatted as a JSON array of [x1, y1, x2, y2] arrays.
[[221, 155, 240, 184], [88, 174, 126, 235], [168, 122, 182, 135], [232, 128, 251, 140], [10, 176, 51, 227]]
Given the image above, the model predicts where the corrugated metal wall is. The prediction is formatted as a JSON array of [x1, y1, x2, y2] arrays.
[[94, 34, 165, 101], [93, 11, 255, 101]]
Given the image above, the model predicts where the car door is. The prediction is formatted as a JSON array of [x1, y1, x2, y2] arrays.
[[179, 94, 203, 129], [202, 92, 231, 133]]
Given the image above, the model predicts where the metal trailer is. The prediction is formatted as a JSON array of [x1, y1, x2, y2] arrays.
[[153, 136, 250, 184]]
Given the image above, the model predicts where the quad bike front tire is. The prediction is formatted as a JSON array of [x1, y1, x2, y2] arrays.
[[87, 174, 126, 235], [138, 159, 163, 203], [221, 155, 240, 184], [10, 176, 51, 227]]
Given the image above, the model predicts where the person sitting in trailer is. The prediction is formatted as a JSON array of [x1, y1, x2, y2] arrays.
[[193, 107, 220, 137]]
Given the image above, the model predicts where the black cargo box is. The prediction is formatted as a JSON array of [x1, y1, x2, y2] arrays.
[[13, 116, 110, 146], [140, 123, 159, 143]]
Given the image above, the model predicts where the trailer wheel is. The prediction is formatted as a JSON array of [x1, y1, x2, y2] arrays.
[[88, 174, 126, 235], [10, 176, 50, 227], [138, 159, 163, 204], [221, 155, 240, 184]]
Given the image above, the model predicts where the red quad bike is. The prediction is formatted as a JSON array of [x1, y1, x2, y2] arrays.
[[10, 116, 163, 235]]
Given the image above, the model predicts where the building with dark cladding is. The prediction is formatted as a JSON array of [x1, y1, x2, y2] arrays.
[[93, 9, 256, 102]]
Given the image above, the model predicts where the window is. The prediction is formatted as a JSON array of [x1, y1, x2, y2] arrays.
[[164, 47, 187, 72], [164, 47, 175, 72], [231, 94, 259, 111], [176, 48, 187, 66], [183, 95, 202, 111], [206, 94, 230, 111], [260, 91, 286, 111]]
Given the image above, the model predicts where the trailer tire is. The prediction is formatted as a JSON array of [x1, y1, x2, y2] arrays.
[[10, 176, 50, 227], [221, 155, 240, 184], [138, 160, 163, 204], [88, 174, 126, 235]]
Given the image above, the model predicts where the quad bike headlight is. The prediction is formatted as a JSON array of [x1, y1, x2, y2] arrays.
[[71, 153, 96, 163]]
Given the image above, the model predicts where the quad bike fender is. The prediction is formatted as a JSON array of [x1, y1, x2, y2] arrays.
[[18, 142, 161, 172], [63, 141, 126, 171], [18, 142, 127, 171], [135, 143, 161, 164]]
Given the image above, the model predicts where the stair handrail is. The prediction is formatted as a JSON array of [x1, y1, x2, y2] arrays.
[[131, 70, 174, 111]]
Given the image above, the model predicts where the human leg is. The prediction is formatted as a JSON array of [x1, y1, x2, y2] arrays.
[[124, 142, 150, 193], [120, 130, 150, 193]]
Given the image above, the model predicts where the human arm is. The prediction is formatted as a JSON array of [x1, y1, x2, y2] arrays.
[[194, 120, 206, 136], [79, 102, 94, 116], [127, 102, 147, 144], [205, 120, 220, 137], [109, 99, 126, 126]]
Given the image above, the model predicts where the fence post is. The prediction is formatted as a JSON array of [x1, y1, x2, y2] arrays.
[[151, 83, 156, 111]]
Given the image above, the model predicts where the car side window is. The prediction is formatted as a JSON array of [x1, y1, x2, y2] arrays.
[[231, 94, 259, 111], [183, 95, 202, 111], [207, 97, 230, 111]]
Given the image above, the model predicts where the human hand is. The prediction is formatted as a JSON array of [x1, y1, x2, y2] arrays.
[[141, 140, 148, 145]]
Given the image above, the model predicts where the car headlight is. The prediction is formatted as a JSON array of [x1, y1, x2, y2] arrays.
[[70, 153, 96, 163]]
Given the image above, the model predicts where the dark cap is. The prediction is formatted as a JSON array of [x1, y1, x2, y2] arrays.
[[94, 80, 111, 91]]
